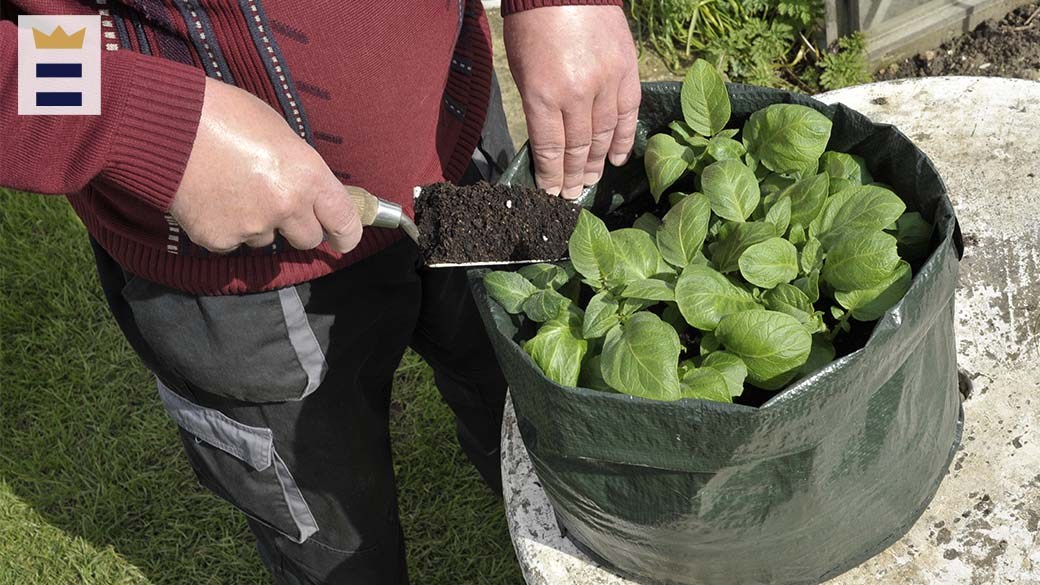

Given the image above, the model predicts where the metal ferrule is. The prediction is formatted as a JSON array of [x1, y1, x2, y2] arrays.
[[370, 199, 404, 229]]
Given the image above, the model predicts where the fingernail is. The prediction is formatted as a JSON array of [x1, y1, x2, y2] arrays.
[[544, 185, 562, 196], [609, 151, 631, 167], [562, 186, 582, 200], [583, 171, 600, 186]]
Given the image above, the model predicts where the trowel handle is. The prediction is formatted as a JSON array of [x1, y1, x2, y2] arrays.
[[345, 185, 381, 226], [344, 185, 403, 229]]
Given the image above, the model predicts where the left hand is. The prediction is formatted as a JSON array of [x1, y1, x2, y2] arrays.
[[504, 5, 641, 199]]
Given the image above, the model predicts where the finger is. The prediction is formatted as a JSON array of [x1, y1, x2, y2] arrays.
[[243, 230, 277, 248], [313, 185, 363, 253], [524, 102, 566, 196], [561, 103, 594, 199], [609, 68, 641, 167], [584, 90, 618, 186], [278, 214, 325, 250]]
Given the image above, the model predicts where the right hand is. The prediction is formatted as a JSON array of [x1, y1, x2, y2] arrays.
[[169, 77, 363, 254]]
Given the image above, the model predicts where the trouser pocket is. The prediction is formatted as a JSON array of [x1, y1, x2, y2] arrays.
[[122, 276, 328, 403], [157, 380, 318, 543]]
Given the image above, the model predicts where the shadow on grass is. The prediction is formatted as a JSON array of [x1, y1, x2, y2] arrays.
[[0, 192, 522, 585]]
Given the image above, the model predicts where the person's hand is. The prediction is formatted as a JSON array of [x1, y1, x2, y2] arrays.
[[170, 77, 362, 253], [504, 5, 640, 199]]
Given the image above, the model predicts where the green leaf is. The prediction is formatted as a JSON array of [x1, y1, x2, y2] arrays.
[[484, 271, 537, 313], [702, 159, 761, 222], [681, 59, 731, 136], [817, 185, 906, 249], [798, 335, 836, 377], [829, 177, 854, 195], [894, 212, 932, 262], [819, 151, 872, 184], [788, 223, 807, 246], [675, 265, 760, 330], [800, 237, 823, 274], [523, 288, 571, 322], [523, 310, 587, 387], [568, 210, 616, 288], [700, 330, 721, 355], [715, 310, 812, 389], [619, 297, 653, 317], [622, 278, 675, 302], [830, 305, 846, 320], [738, 237, 799, 289], [601, 313, 682, 400], [822, 230, 901, 291], [764, 283, 814, 320], [518, 263, 569, 289], [760, 172, 796, 196], [583, 291, 620, 339], [743, 104, 832, 174], [611, 228, 671, 283], [661, 304, 686, 335], [765, 195, 791, 235], [579, 353, 612, 392], [633, 212, 663, 236], [645, 134, 697, 201], [778, 172, 829, 226], [793, 268, 820, 303], [669, 121, 710, 148], [835, 260, 912, 321], [680, 367, 732, 403], [702, 351, 748, 397], [711, 221, 777, 273], [718, 128, 739, 139], [706, 136, 746, 162], [657, 193, 711, 268]]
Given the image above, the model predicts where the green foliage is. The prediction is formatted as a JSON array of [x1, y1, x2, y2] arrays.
[[484, 60, 927, 405], [628, 0, 870, 92], [819, 33, 872, 90]]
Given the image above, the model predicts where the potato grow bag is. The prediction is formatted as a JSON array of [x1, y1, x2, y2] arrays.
[[470, 82, 963, 585]]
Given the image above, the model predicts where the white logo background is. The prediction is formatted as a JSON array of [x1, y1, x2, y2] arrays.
[[18, 15, 101, 116]]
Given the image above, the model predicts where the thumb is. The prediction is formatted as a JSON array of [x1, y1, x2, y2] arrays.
[[313, 183, 363, 253]]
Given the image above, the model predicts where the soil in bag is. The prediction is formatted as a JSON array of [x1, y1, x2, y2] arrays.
[[414, 182, 580, 265]]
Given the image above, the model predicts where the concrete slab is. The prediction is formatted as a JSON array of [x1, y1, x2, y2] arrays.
[[500, 77, 1040, 585]]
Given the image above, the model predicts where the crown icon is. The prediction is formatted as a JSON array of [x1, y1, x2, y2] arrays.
[[32, 25, 86, 49]]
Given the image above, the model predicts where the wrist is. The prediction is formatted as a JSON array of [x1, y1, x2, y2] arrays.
[[500, 0, 623, 17]]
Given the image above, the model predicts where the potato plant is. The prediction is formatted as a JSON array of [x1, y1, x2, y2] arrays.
[[484, 60, 932, 403]]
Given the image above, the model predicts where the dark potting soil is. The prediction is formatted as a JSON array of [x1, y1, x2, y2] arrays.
[[877, 3, 1040, 81], [415, 181, 580, 265]]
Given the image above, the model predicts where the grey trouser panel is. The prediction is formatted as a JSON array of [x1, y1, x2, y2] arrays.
[[90, 73, 516, 585]]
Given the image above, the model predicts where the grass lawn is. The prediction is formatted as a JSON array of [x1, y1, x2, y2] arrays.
[[0, 189, 523, 585]]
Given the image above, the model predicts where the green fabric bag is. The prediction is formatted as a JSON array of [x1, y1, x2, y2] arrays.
[[470, 82, 963, 585]]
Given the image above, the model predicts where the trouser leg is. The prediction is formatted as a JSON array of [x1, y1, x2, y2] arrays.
[[92, 240, 421, 585], [411, 73, 514, 494]]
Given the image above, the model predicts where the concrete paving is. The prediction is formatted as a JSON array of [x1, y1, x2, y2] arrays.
[[500, 77, 1040, 585]]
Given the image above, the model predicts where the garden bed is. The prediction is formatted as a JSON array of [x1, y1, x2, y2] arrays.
[[877, 3, 1040, 81]]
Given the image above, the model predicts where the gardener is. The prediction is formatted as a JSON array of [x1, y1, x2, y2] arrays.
[[0, 1, 639, 583]]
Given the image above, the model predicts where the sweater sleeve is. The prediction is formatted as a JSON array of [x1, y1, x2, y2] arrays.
[[0, 20, 205, 211], [500, 0, 624, 16]]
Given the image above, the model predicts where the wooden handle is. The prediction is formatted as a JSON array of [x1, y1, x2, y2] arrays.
[[344, 185, 379, 226]]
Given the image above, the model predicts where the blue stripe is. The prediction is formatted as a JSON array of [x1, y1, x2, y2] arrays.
[[36, 92, 82, 106], [237, 0, 312, 144], [36, 63, 82, 78]]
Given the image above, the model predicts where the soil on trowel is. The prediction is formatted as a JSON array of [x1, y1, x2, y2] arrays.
[[877, 3, 1040, 81], [415, 182, 580, 265]]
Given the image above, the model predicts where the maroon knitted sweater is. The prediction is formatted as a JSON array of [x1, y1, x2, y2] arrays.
[[1, 0, 620, 294]]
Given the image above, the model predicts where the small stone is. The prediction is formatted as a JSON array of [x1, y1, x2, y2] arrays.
[[542, 235, 549, 242], [979, 63, 992, 70], [924, 50, 937, 61]]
